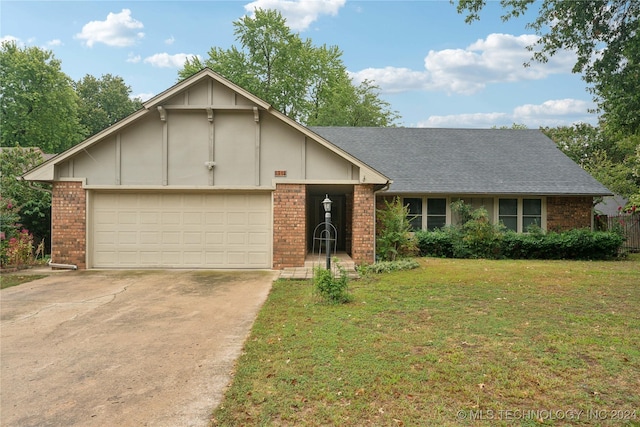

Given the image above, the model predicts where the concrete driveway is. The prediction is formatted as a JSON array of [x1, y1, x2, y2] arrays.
[[0, 269, 276, 427]]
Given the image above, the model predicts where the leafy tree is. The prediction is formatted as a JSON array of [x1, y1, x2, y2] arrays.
[[179, 9, 399, 126], [0, 147, 51, 251], [542, 124, 640, 198], [456, 0, 640, 134], [0, 41, 85, 153], [74, 74, 142, 137]]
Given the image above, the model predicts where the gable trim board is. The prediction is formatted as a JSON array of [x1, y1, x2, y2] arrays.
[[24, 68, 611, 270]]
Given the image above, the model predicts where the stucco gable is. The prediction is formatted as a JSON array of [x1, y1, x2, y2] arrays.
[[22, 68, 388, 187]]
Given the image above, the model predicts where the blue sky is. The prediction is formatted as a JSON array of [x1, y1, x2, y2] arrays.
[[1, 0, 598, 128]]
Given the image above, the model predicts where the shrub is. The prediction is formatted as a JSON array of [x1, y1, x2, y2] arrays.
[[358, 259, 420, 275], [415, 229, 455, 258], [456, 206, 504, 259], [376, 197, 418, 261], [417, 201, 625, 260], [313, 264, 352, 304], [5, 229, 35, 267]]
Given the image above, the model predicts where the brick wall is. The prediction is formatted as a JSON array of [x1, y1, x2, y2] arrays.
[[351, 184, 375, 265], [547, 196, 593, 231], [51, 181, 86, 269], [345, 195, 353, 254], [273, 183, 306, 269]]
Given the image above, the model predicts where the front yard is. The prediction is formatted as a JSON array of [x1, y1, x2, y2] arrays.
[[212, 256, 640, 426]]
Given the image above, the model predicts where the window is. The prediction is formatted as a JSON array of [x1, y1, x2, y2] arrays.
[[523, 199, 542, 230], [499, 199, 518, 231], [427, 198, 447, 230], [499, 198, 543, 232], [404, 198, 423, 231]]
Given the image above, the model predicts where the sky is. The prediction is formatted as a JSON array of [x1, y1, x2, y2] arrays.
[[1, 0, 599, 129]]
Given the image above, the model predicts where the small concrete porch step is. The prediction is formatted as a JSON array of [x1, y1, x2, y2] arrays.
[[278, 252, 359, 280]]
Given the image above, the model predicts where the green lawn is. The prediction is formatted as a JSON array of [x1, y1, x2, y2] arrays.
[[0, 274, 46, 289], [212, 256, 640, 426]]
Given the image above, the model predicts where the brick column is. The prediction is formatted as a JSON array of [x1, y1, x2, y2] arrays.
[[273, 183, 306, 269], [547, 196, 593, 232], [351, 184, 375, 265], [51, 181, 86, 269]]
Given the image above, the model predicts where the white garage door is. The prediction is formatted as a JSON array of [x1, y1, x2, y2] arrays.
[[91, 192, 271, 268]]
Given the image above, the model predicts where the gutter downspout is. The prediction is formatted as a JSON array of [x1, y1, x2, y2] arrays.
[[48, 261, 78, 270]]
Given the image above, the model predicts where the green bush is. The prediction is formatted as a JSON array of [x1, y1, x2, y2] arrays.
[[313, 264, 352, 304], [416, 201, 625, 260], [415, 229, 455, 258], [358, 259, 420, 275], [376, 197, 418, 261], [419, 228, 625, 260], [456, 206, 504, 259]]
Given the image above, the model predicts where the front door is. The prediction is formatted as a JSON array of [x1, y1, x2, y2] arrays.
[[309, 194, 346, 252]]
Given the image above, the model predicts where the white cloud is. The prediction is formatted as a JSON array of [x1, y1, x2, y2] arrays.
[[133, 92, 155, 102], [165, 36, 175, 45], [350, 33, 576, 95], [1, 35, 21, 45], [243, 0, 346, 31], [513, 99, 591, 122], [419, 112, 510, 128], [75, 9, 144, 47], [418, 98, 596, 128], [46, 39, 62, 47], [143, 53, 200, 68], [126, 52, 141, 63], [348, 67, 430, 93]]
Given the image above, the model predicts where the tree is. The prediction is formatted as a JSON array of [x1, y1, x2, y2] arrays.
[[0, 41, 85, 153], [0, 147, 51, 252], [74, 74, 142, 137], [179, 9, 399, 126], [456, 1, 639, 203], [456, 1, 640, 134], [542, 124, 640, 198]]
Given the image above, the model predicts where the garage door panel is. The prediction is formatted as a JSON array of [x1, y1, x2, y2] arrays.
[[140, 232, 160, 244], [184, 232, 202, 244], [92, 193, 271, 268], [249, 232, 268, 244], [227, 233, 246, 245], [117, 231, 137, 244]]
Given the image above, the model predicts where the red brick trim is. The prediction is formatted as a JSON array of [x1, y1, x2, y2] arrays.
[[547, 196, 593, 231], [51, 181, 86, 269], [273, 183, 306, 269], [351, 184, 375, 265]]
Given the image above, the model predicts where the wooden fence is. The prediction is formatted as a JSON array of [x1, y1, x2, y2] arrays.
[[596, 213, 640, 252]]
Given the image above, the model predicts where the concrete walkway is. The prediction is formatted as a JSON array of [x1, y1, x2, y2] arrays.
[[278, 252, 359, 280]]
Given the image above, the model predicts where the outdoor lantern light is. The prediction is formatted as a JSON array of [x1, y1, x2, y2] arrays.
[[322, 195, 332, 213], [322, 194, 332, 270]]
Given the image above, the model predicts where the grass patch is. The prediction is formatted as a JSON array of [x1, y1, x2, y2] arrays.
[[0, 274, 47, 289], [212, 256, 640, 426]]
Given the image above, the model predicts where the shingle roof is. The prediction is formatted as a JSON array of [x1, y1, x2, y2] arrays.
[[310, 127, 612, 196]]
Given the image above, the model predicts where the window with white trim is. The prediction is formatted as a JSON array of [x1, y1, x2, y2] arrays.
[[498, 198, 543, 232], [499, 199, 518, 231], [404, 198, 423, 231], [426, 198, 447, 230], [403, 197, 447, 231], [522, 199, 542, 230]]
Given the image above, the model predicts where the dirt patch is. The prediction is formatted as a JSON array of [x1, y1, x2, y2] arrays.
[[0, 269, 275, 427]]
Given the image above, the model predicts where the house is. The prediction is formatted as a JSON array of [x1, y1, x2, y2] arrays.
[[22, 68, 611, 270], [310, 127, 613, 233]]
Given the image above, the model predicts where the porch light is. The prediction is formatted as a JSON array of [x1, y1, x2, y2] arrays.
[[323, 195, 332, 270], [322, 195, 332, 213]]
